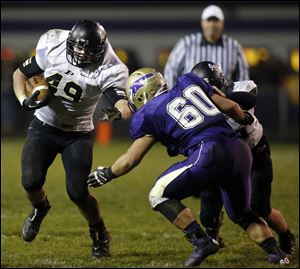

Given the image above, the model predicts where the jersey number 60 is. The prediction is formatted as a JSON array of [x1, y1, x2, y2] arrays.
[[167, 85, 220, 129]]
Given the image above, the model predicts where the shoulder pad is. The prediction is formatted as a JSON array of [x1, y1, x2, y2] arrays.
[[233, 80, 257, 95], [37, 29, 68, 50], [46, 29, 69, 43]]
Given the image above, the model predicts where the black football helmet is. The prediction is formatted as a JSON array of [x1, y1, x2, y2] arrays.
[[191, 61, 225, 90], [66, 20, 106, 68]]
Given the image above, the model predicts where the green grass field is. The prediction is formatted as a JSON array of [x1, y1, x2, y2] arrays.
[[1, 138, 299, 268]]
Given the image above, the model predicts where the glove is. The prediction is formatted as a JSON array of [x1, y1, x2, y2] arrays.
[[99, 107, 122, 121], [22, 91, 49, 111], [87, 166, 116, 188], [238, 111, 255, 125]]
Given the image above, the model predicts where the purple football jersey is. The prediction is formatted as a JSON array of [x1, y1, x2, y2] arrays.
[[130, 72, 238, 156]]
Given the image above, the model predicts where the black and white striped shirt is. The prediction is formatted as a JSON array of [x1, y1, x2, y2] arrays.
[[164, 32, 249, 88]]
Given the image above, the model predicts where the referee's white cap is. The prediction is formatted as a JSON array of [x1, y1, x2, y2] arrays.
[[201, 5, 224, 21]]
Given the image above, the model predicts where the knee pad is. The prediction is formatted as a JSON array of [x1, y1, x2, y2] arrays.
[[154, 199, 187, 223]]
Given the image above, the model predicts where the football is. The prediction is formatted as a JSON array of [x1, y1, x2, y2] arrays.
[[25, 76, 50, 102]]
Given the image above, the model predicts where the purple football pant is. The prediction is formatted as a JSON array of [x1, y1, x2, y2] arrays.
[[149, 137, 253, 222]]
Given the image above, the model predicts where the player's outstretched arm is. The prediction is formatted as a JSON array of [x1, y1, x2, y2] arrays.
[[211, 93, 254, 125], [99, 99, 134, 121], [87, 135, 156, 188]]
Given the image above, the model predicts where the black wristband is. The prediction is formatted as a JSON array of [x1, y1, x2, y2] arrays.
[[106, 167, 117, 179], [19, 56, 44, 77], [128, 102, 136, 113], [238, 111, 254, 125]]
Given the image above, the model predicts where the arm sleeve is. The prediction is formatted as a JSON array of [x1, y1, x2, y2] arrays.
[[102, 87, 127, 106], [19, 56, 44, 77], [100, 63, 129, 105], [233, 41, 249, 81], [164, 37, 186, 88], [226, 91, 256, 110], [101, 64, 129, 90]]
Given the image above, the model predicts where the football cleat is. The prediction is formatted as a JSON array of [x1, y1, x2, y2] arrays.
[[89, 227, 111, 259], [267, 254, 290, 265], [206, 211, 225, 248], [22, 205, 51, 242], [279, 229, 296, 255], [184, 236, 220, 267], [267, 246, 290, 265], [206, 228, 225, 248], [215, 236, 225, 249]]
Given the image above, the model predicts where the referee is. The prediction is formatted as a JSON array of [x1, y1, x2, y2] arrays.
[[164, 5, 249, 88]]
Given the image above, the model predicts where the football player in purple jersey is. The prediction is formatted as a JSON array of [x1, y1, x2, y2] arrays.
[[87, 67, 289, 266]]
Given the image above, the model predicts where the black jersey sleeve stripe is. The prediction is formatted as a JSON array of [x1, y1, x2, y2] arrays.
[[19, 56, 44, 77], [102, 87, 127, 106]]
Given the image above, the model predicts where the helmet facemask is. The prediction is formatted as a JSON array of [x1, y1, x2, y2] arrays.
[[207, 63, 225, 90], [66, 20, 106, 68], [66, 40, 105, 68]]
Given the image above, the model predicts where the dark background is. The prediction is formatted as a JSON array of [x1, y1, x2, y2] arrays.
[[1, 1, 299, 142]]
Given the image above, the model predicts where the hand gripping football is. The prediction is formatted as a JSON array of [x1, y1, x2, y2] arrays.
[[25, 76, 50, 102]]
